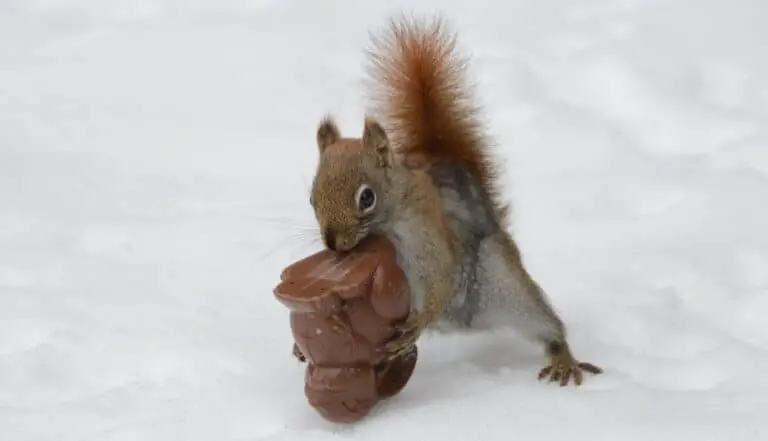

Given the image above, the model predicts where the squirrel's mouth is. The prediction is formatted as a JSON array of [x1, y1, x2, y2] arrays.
[[323, 228, 364, 252], [322, 228, 337, 250]]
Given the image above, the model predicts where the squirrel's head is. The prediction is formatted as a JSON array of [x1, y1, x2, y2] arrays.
[[310, 116, 394, 252]]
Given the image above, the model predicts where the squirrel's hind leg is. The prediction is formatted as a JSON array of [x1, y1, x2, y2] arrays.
[[471, 230, 603, 386]]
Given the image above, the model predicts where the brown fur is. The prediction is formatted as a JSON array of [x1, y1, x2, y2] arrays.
[[308, 14, 602, 386], [364, 14, 509, 222], [310, 118, 394, 252], [316, 116, 341, 152]]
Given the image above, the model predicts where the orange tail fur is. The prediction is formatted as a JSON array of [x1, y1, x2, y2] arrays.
[[364, 14, 507, 219]]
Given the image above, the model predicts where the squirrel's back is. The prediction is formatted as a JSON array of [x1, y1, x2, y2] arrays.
[[364, 15, 508, 221]]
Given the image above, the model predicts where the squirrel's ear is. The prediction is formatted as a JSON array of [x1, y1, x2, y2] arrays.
[[317, 116, 340, 153], [362, 117, 391, 167]]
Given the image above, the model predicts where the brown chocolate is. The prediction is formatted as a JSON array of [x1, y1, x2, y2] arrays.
[[274, 235, 417, 422]]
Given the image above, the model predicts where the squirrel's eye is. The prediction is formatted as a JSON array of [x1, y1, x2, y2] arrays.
[[356, 185, 376, 212]]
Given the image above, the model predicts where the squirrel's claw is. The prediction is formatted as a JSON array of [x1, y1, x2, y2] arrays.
[[292, 343, 307, 363], [383, 334, 418, 360], [538, 351, 602, 386]]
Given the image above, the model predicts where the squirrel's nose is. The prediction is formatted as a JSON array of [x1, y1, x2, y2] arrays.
[[323, 228, 337, 251]]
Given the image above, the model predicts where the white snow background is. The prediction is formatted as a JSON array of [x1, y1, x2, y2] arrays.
[[1, 0, 767, 440]]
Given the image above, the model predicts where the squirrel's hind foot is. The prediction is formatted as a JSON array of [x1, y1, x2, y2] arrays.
[[538, 341, 602, 386]]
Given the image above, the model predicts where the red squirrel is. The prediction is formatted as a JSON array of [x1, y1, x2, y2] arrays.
[[307, 14, 602, 386]]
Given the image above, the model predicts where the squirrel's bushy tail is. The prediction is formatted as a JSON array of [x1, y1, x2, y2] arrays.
[[364, 14, 507, 219]]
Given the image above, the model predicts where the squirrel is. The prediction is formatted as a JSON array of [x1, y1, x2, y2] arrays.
[[306, 14, 602, 386]]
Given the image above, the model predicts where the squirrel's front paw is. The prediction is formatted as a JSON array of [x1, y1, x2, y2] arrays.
[[292, 343, 306, 363], [538, 343, 602, 386], [382, 314, 422, 359]]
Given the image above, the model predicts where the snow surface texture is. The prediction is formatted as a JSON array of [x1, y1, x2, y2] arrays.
[[2, 0, 767, 440]]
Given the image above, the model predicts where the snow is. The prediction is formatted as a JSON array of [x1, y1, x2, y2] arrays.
[[1, 0, 767, 439]]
